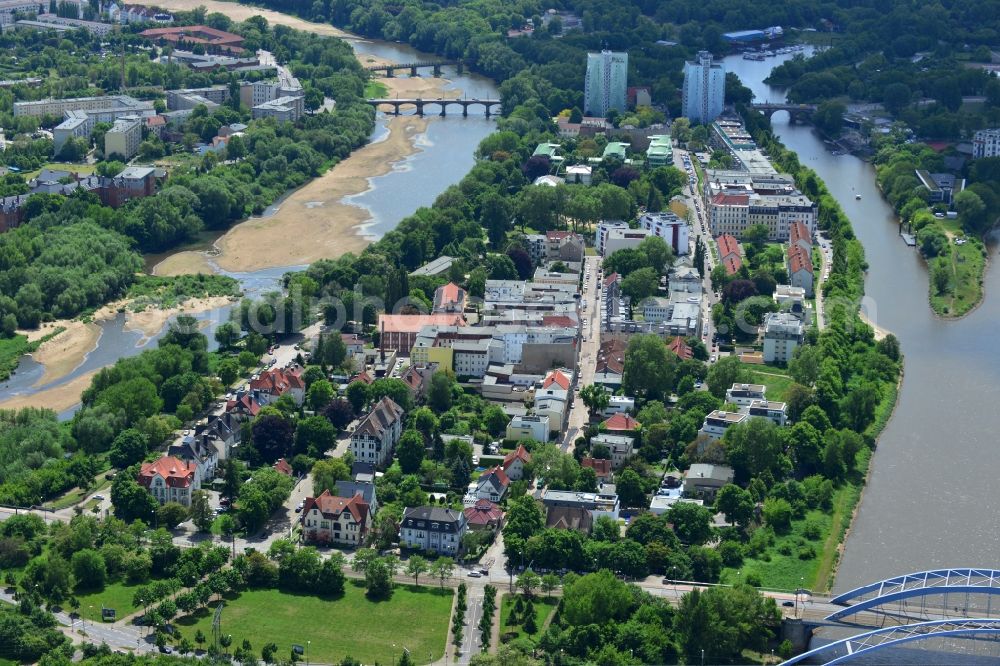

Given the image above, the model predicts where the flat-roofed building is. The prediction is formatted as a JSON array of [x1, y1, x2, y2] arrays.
[[699, 410, 748, 441], [725, 383, 766, 406], [104, 116, 143, 160], [763, 312, 805, 363]]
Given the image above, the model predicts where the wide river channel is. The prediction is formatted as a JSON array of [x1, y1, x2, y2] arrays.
[[0, 38, 498, 416], [726, 51, 1000, 591]]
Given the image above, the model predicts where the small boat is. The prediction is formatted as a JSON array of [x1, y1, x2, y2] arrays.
[[855, 194, 862, 200]]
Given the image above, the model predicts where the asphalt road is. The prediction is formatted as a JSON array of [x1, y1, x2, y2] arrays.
[[560, 254, 602, 451]]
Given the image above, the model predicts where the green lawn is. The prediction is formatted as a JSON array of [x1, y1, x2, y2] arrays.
[[499, 594, 558, 645], [0, 334, 30, 383], [44, 478, 111, 511], [364, 80, 389, 98], [745, 367, 795, 402], [175, 583, 452, 665], [73, 579, 148, 622], [927, 218, 986, 318], [21, 162, 97, 180]]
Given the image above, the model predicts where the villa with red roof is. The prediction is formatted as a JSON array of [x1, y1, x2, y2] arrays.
[[433, 283, 467, 314], [602, 413, 641, 434], [250, 367, 305, 406], [716, 234, 743, 276], [273, 458, 293, 476], [667, 336, 693, 360], [502, 444, 531, 481], [542, 369, 572, 391], [582, 457, 613, 483], [138, 456, 201, 506], [463, 499, 505, 531], [301, 490, 371, 546], [787, 244, 814, 297], [472, 466, 510, 503]]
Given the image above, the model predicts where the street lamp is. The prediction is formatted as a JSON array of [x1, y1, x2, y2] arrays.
[[306, 640, 310, 666]]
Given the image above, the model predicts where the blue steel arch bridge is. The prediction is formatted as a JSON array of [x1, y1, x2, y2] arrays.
[[782, 568, 1000, 664]]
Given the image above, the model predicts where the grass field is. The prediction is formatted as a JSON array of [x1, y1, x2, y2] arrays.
[[926, 217, 986, 318], [44, 478, 111, 511], [499, 594, 558, 645], [73, 579, 148, 622], [364, 80, 389, 98], [21, 162, 97, 180], [745, 366, 795, 402], [175, 583, 453, 665]]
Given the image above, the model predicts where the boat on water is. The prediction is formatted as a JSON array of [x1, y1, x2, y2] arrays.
[[743, 53, 766, 61], [855, 194, 862, 200]]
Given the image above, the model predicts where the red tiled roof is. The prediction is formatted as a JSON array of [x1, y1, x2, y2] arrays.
[[723, 255, 742, 276], [250, 368, 304, 396], [479, 466, 510, 488], [226, 394, 260, 416], [789, 221, 811, 247], [145, 115, 166, 126], [581, 457, 612, 478], [138, 456, 197, 489], [502, 444, 531, 469], [716, 234, 741, 260], [273, 458, 293, 476], [603, 272, 621, 288], [379, 313, 466, 334], [602, 413, 641, 431], [463, 499, 504, 526], [667, 336, 693, 360], [546, 231, 572, 240], [352, 371, 374, 385], [542, 315, 576, 328], [788, 245, 813, 274], [140, 25, 244, 48], [303, 490, 369, 524], [712, 193, 750, 206], [543, 370, 571, 390], [596, 339, 627, 375]]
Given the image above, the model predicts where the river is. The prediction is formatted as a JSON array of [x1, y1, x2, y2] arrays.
[[0, 37, 498, 414], [724, 51, 1000, 591]]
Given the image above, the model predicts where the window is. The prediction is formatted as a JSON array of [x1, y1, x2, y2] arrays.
[[321, 521, 330, 529]]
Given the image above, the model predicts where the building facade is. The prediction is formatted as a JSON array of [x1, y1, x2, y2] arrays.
[[349, 397, 404, 467], [584, 50, 628, 117], [682, 51, 725, 124], [137, 456, 201, 506], [104, 116, 143, 160], [762, 312, 805, 363], [301, 490, 371, 547], [399, 506, 467, 556], [638, 211, 690, 256], [973, 128, 1000, 159]]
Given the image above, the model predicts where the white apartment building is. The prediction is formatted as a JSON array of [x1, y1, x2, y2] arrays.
[[584, 50, 628, 117], [746, 400, 788, 427], [682, 51, 725, 125], [104, 116, 142, 160], [762, 312, 805, 363], [638, 211, 690, 256], [973, 128, 1000, 159], [14, 94, 155, 118], [699, 410, 748, 441], [725, 383, 766, 407]]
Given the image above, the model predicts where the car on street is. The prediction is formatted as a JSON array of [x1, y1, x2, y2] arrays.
[[159, 646, 173, 654], [467, 571, 482, 577], [93, 494, 105, 501], [782, 601, 795, 608], [710, 354, 717, 362]]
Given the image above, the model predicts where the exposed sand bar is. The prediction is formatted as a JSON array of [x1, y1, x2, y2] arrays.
[[0, 370, 97, 414], [30, 321, 101, 387], [130, 0, 354, 38]]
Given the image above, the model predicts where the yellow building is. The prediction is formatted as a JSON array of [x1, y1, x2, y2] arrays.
[[410, 340, 454, 373]]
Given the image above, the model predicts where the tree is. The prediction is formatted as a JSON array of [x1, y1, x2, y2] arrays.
[[481, 192, 513, 248], [882, 82, 911, 115], [616, 468, 646, 508], [218, 358, 240, 386], [214, 322, 240, 350], [111, 472, 157, 523], [723, 418, 790, 483], [667, 502, 714, 545], [190, 491, 214, 532], [579, 384, 609, 415], [311, 458, 351, 494], [540, 573, 559, 597], [397, 429, 425, 473], [622, 267, 659, 302], [813, 100, 846, 137], [762, 497, 793, 533], [622, 334, 675, 400], [307, 379, 335, 412], [714, 484, 754, 528], [157, 502, 189, 529], [405, 555, 429, 586], [252, 413, 295, 462], [346, 381, 369, 413], [295, 415, 337, 457], [955, 189, 988, 234], [430, 557, 455, 588], [109, 428, 148, 469], [71, 549, 106, 591], [428, 372, 455, 412], [516, 569, 540, 597], [706, 356, 748, 399]]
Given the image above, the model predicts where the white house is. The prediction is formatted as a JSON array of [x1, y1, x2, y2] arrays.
[[698, 410, 748, 441], [350, 397, 404, 467], [591, 433, 634, 469], [762, 312, 805, 364], [399, 507, 467, 556], [725, 383, 767, 407], [137, 456, 201, 506], [502, 445, 531, 481], [506, 414, 549, 442]]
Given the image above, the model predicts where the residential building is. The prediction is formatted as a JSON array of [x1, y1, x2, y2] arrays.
[[698, 410, 748, 441], [773, 284, 806, 318], [787, 245, 814, 297], [716, 234, 743, 275], [584, 50, 628, 117], [533, 142, 564, 164], [682, 51, 725, 124], [104, 116, 142, 160], [433, 282, 467, 314], [638, 211, 689, 256], [472, 466, 510, 503], [401, 363, 436, 400], [301, 490, 370, 547], [646, 134, 672, 167], [642, 297, 672, 323], [168, 431, 221, 481], [602, 395, 635, 416], [591, 433, 634, 469], [137, 456, 200, 506], [241, 76, 303, 108], [141, 25, 245, 54], [789, 220, 812, 254], [399, 506, 467, 556], [409, 255, 454, 277], [725, 383, 767, 407], [542, 487, 620, 521], [762, 312, 805, 363], [534, 175, 564, 187], [166, 85, 229, 111], [335, 480, 378, 516], [709, 192, 817, 240], [0, 0, 51, 27], [506, 414, 549, 442], [23, 14, 116, 35], [746, 400, 788, 426], [581, 457, 613, 483], [667, 336, 693, 360], [350, 396, 405, 467], [252, 95, 305, 122], [249, 367, 305, 406], [502, 444, 531, 481], [604, 227, 651, 256], [595, 338, 625, 387], [602, 141, 630, 162], [15, 94, 155, 119], [601, 413, 641, 435], [683, 464, 734, 500], [915, 170, 964, 205], [273, 458, 293, 476], [973, 128, 1000, 159], [565, 164, 592, 185], [596, 220, 628, 256], [627, 86, 651, 108], [545, 506, 593, 533], [463, 499, 504, 531]]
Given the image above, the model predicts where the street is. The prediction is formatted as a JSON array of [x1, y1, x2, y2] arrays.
[[560, 254, 602, 451]]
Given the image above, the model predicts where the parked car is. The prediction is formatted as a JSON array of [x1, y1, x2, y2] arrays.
[[467, 571, 482, 578]]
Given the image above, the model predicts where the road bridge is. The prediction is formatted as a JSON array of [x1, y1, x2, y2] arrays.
[[750, 102, 817, 123], [367, 97, 501, 117], [365, 61, 459, 77]]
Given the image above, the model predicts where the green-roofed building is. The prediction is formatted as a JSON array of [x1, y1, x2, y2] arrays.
[[533, 142, 564, 163], [645, 135, 672, 167], [602, 141, 629, 162]]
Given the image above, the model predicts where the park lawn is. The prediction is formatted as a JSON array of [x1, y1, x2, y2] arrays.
[[21, 162, 97, 180], [720, 447, 870, 593], [73, 578, 148, 622], [499, 594, 558, 645], [745, 367, 795, 402], [44, 478, 112, 511], [928, 221, 985, 318], [175, 583, 452, 665]]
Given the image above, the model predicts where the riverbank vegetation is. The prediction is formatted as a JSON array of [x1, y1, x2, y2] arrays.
[[873, 135, 999, 317], [124, 274, 242, 309]]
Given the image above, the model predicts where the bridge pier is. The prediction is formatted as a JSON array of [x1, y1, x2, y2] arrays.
[[440, 105, 447, 117], [384, 67, 394, 78], [416, 103, 424, 117], [433, 64, 441, 77], [484, 105, 491, 119], [462, 105, 468, 117], [410, 65, 418, 77]]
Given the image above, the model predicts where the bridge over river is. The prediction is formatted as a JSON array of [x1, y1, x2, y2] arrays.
[[366, 97, 501, 117]]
